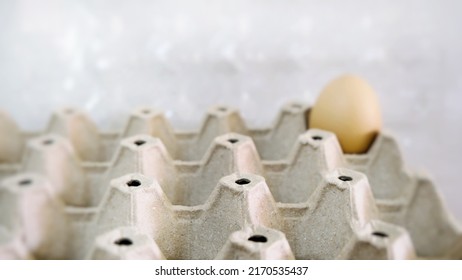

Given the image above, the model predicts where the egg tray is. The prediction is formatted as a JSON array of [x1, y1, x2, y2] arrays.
[[0, 103, 461, 260]]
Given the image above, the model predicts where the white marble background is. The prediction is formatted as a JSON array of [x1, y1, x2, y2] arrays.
[[0, 0, 461, 219]]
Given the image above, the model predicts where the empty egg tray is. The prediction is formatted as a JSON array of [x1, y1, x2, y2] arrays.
[[0, 103, 461, 260]]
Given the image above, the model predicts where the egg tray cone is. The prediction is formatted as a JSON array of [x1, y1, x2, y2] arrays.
[[0, 102, 460, 260]]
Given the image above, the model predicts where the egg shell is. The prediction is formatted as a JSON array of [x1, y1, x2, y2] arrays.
[[309, 74, 382, 154]]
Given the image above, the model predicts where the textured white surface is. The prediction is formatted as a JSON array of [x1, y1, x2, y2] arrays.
[[0, 0, 461, 219]]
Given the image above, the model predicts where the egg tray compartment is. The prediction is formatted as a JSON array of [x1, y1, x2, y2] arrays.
[[0, 103, 461, 260]]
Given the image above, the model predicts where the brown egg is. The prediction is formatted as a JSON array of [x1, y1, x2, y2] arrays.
[[309, 74, 382, 154]]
